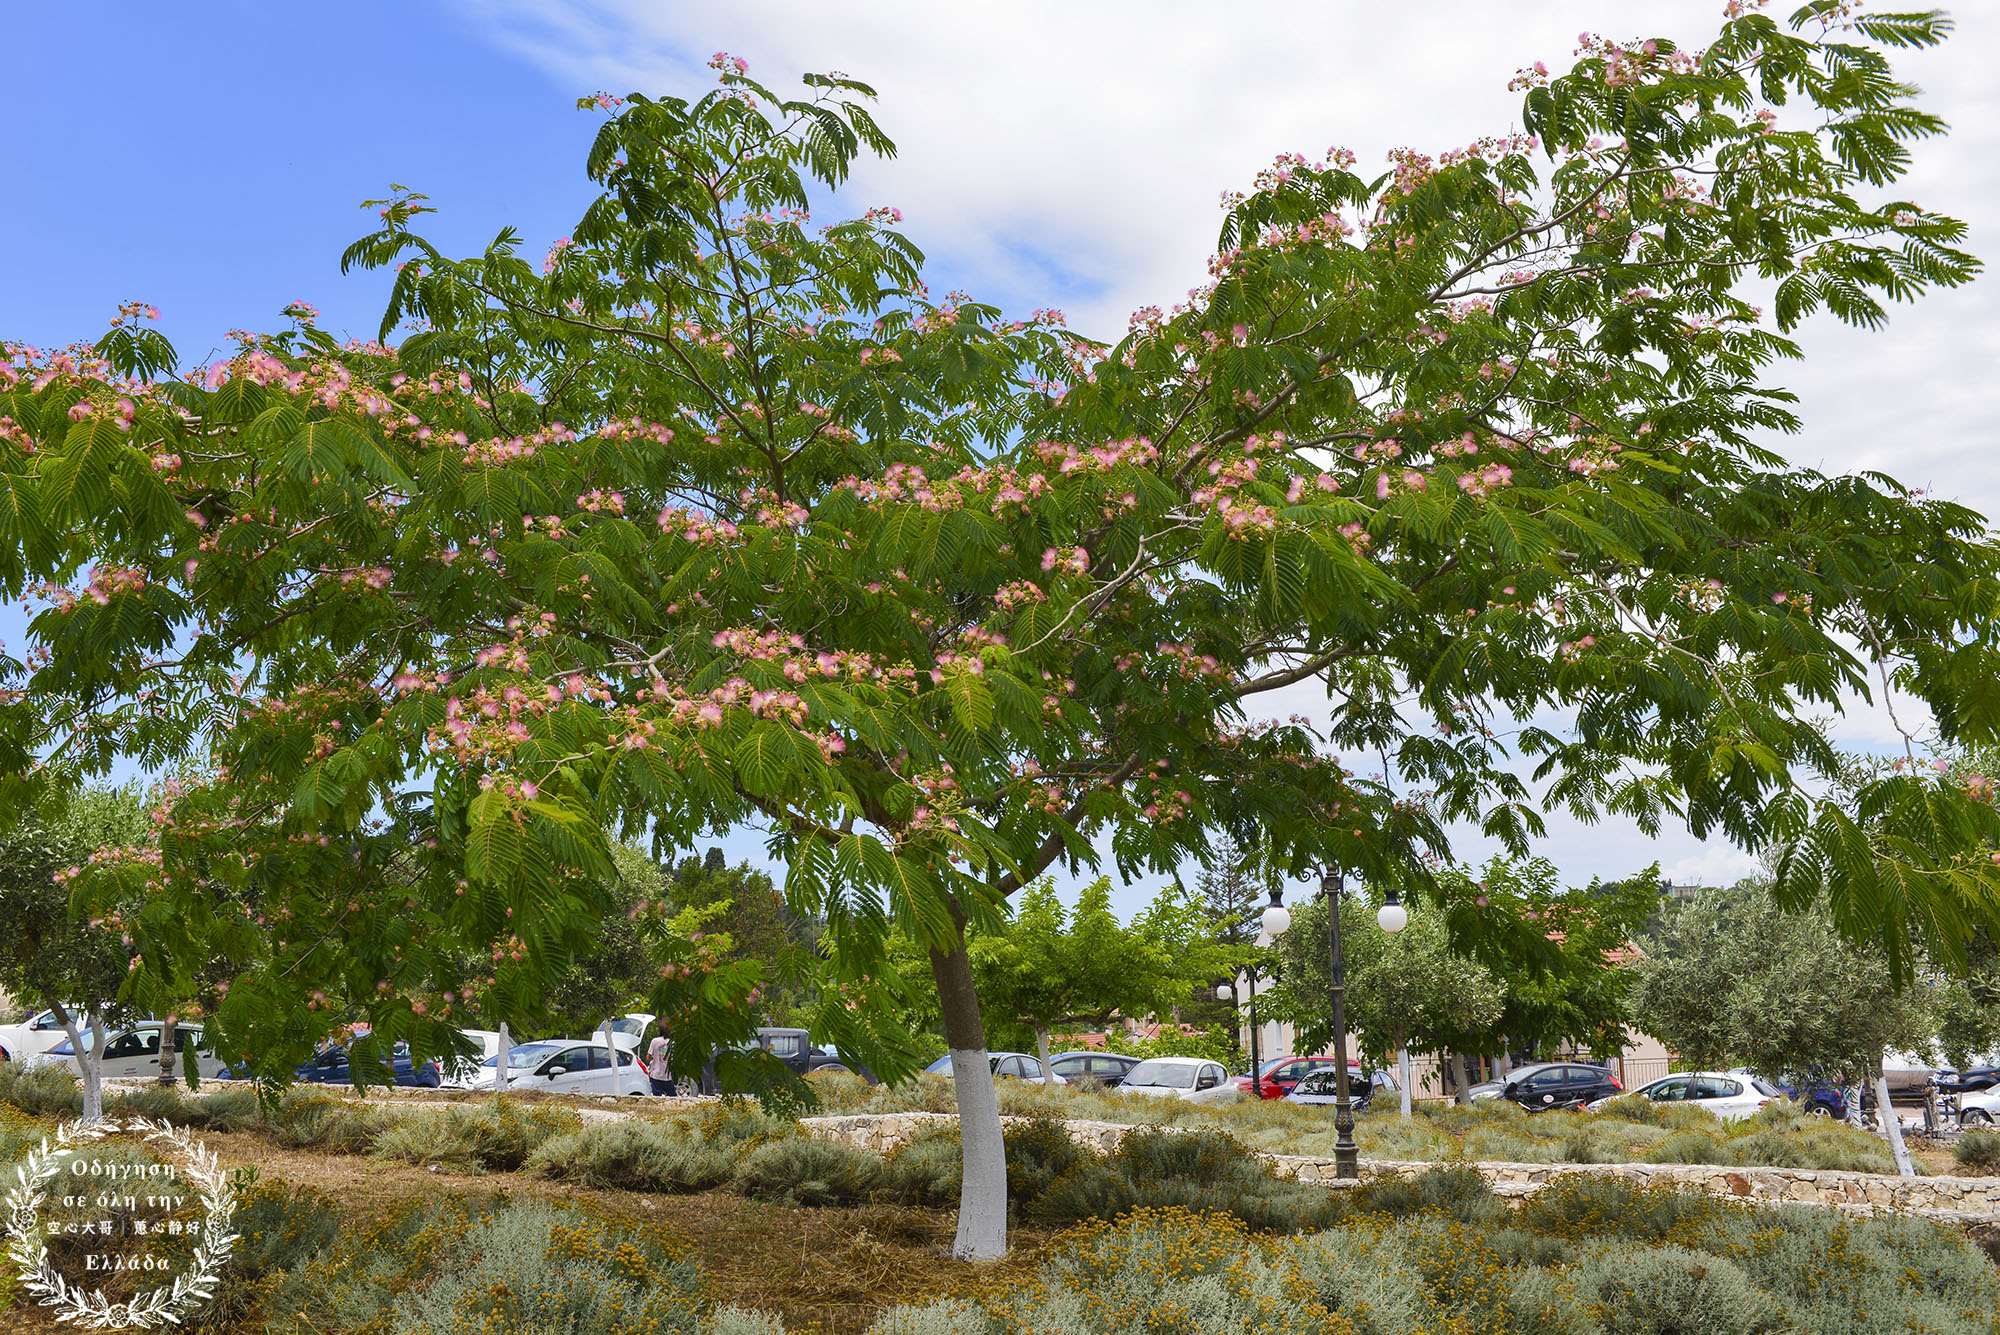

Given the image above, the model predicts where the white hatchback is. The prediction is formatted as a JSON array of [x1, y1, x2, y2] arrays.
[[1114, 1057, 1239, 1105], [454, 1039, 651, 1096], [29, 1023, 231, 1082], [1589, 1071, 1776, 1122]]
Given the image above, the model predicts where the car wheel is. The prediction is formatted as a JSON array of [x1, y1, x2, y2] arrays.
[[1964, 1109, 1994, 1126], [1806, 1102, 1834, 1118]]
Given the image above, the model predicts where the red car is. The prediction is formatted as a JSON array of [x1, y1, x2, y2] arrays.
[[1235, 1055, 1354, 1100]]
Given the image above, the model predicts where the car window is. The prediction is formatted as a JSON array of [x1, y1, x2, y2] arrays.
[[104, 1030, 161, 1060], [1090, 1057, 1125, 1075], [587, 1045, 614, 1070], [765, 1034, 805, 1058], [1127, 1060, 1197, 1088], [1523, 1068, 1565, 1090], [547, 1047, 592, 1072], [1648, 1077, 1690, 1102], [614, 1048, 635, 1067], [500, 1043, 563, 1069], [1019, 1057, 1045, 1079], [1749, 1077, 1782, 1097], [32, 1012, 65, 1030], [1692, 1076, 1741, 1099]]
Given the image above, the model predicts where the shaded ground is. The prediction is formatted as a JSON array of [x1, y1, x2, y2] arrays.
[[1, 1127, 1051, 1335]]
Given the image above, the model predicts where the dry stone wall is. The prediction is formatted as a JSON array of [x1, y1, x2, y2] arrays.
[[798, 1111, 2000, 1221]]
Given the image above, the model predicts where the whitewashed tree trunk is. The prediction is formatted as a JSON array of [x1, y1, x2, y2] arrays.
[[1035, 1025, 1054, 1086], [1454, 1053, 1474, 1106], [53, 1006, 107, 1125], [1876, 1071, 1915, 1177], [1398, 1044, 1413, 1119], [931, 922, 1007, 1261], [601, 1019, 620, 1094], [495, 1021, 511, 1094]]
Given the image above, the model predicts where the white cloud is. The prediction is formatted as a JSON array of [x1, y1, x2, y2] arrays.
[[1664, 842, 1764, 887]]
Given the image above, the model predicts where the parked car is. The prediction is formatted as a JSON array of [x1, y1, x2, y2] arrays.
[[1880, 1049, 1937, 1093], [455, 1039, 651, 1096], [1590, 1071, 1775, 1121], [0, 1007, 83, 1064], [31, 1023, 229, 1082], [1957, 1085, 2000, 1127], [294, 1040, 443, 1088], [1048, 1051, 1142, 1087], [1933, 1064, 2000, 1095], [920, 1051, 1069, 1084], [600, 1012, 657, 1052], [1234, 1055, 1343, 1100], [1115, 1057, 1238, 1104], [1726, 1067, 1848, 1119], [1474, 1062, 1621, 1112], [1284, 1066, 1400, 1113]]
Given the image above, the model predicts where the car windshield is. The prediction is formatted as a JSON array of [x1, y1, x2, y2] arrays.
[[485, 1043, 563, 1069], [1126, 1060, 1197, 1089]]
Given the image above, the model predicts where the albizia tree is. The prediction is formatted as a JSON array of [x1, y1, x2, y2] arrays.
[[4, 3, 2000, 1257]]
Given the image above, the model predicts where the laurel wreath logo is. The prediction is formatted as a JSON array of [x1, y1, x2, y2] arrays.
[[4, 1116, 237, 1329]]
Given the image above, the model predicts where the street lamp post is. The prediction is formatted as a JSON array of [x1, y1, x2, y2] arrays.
[[1217, 959, 1267, 1095], [1268, 869, 1405, 1181], [1321, 869, 1361, 1178]]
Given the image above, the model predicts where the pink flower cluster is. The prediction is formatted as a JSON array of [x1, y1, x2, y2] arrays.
[[657, 507, 740, 545], [464, 423, 578, 466], [992, 580, 1046, 612], [1040, 546, 1090, 576], [1457, 463, 1515, 497]]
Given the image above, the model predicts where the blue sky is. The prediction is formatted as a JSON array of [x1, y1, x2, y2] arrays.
[[4, 1, 1995, 916]]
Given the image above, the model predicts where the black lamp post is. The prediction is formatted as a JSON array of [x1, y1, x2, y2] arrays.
[[1268, 869, 1406, 1181]]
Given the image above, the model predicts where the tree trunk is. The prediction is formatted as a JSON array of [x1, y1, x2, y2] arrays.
[[51, 1003, 106, 1125], [1455, 1052, 1475, 1106], [1035, 1024, 1054, 1087], [495, 1021, 511, 1094], [930, 919, 1006, 1262], [158, 1014, 177, 1086], [1396, 1032, 1413, 1119], [1876, 1066, 1914, 1177]]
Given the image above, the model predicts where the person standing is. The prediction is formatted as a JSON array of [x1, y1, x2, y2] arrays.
[[647, 1032, 675, 1096]]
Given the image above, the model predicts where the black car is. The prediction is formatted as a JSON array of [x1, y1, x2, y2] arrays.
[[1935, 1065, 2000, 1095], [757, 1027, 860, 1076], [700, 1027, 872, 1091], [1483, 1061, 1622, 1112], [1048, 1050, 1142, 1087]]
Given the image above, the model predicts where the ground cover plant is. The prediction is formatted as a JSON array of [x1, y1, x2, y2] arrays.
[[808, 1072, 1923, 1175], [8, 1081, 2000, 1334]]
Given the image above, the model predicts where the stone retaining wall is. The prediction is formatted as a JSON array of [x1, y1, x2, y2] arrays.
[[798, 1111, 2000, 1220]]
